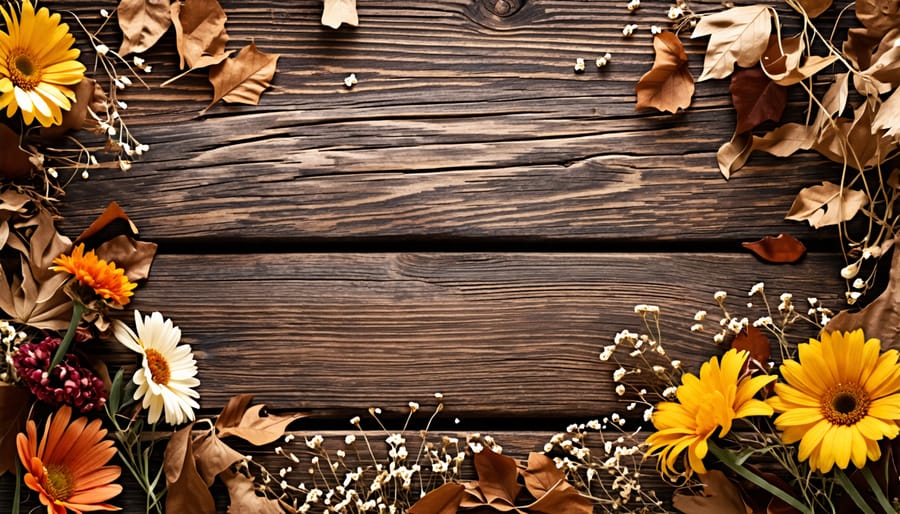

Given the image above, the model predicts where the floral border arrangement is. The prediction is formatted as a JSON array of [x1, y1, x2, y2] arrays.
[[1, 0, 900, 513]]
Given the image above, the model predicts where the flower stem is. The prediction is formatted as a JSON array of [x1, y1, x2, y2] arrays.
[[835, 467, 879, 514], [708, 441, 812, 514], [12, 457, 21, 514], [860, 467, 895, 514], [48, 301, 85, 370]]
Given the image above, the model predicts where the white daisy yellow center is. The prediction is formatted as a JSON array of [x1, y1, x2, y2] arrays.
[[822, 383, 870, 426]]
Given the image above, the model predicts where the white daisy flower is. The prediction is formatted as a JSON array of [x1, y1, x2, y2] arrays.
[[113, 310, 200, 425]]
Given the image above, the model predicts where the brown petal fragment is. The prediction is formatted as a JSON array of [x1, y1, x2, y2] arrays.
[[742, 234, 806, 263]]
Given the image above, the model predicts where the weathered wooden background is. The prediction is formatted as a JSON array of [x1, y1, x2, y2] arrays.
[[2, 0, 853, 511]]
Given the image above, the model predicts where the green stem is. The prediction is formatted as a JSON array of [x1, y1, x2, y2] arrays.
[[835, 467, 879, 514], [12, 457, 21, 514], [708, 441, 813, 514], [48, 301, 86, 370], [860, 467, 895, 514]]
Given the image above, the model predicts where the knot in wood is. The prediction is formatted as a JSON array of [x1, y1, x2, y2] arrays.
[[485, 0, 525, 17]]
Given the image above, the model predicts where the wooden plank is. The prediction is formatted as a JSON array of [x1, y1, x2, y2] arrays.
[[92, 252, 845, 419], [55, 0, 840, 242]]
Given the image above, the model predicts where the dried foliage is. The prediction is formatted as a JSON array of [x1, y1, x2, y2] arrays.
[[635, 31, 694, 113], [742, 234, 806, 263], [207, 43, 280, 110], [322, 0, 359, 29]]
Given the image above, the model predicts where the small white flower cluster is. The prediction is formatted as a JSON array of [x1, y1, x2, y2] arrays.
[[543, 420, 666, 512], [0, 321, 27, 383]]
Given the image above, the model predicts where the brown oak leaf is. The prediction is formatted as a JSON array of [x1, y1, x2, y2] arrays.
[[164, 423, 216, 514], [785, 181, 867, 229], [520, 453, 592, 514], [793, 0, 832, 18], [814, 102, 897, 171], [117, 0, 173, 56], [207, 42, 279, 109], [730, 66, 786, 134], [635, 31, 694, 113], [215, 394, 306, 446], [673, 470, 749, 514], [742, 234, 806, 263], [856, 0, 900, 38], [0, 124, 32, 179], [692, 5, 772, 81], [171, 0, 230, 70], [827, 236, 900, 348], [322, 0, 358, 29]]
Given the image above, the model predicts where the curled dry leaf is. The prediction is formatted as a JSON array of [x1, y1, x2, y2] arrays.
[[164, 423, 216, 514], [520, 453, 592, 514], [215, 395, 306, 446], [322, 0, 359, 29], [814, 102, 898, 170], [0, 124, 32, 180], [792, 0, 832, 18], [171, 0, 230, 70], [408, 483, 466, 514], [220, 468, 285, 514], [207, 42, 279, 109], [751, 123, 816, 158], [855, 0, 900, 38], [462, 448, 522, 509], [729, 66, 786, 134], [673, 470, 749, 514], [786, 181, 868, 228], [117, 0, 173, 56], [189, 429, 245, 486], [873, 88, 900, 139], [75, 201, 139, 244], [742, 234, 807, 263], [827, 236, 900, 349], [717, 132, 753, 179], [635, 31, 694, 114], [95, 235, 158, 282], [692, 5, 772, 81], [0, 384, 30, 476]]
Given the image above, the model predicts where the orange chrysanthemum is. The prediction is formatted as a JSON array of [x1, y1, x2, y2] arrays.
[[16, 405, 122, 514], [50, 243, 136, 306]]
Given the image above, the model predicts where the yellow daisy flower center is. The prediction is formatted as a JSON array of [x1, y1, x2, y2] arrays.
[[146, 348, 171, 385], [42, 463, 74, 501], [822, 382, 870, 426], [8, 51, 40, 90]]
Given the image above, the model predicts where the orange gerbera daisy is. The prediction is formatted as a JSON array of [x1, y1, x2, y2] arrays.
[[16, 405, 122, 513], [51, 243, 136, 306]]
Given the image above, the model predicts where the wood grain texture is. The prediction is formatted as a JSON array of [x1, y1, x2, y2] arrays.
[[95, 251, 843, 419], [52, 0, 844, 243]]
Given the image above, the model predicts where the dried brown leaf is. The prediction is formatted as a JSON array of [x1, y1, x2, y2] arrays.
[[770, 55, 838, 86], [0, 124, 32, 180], [693, 5, 772, 81], [717, 131, 753, 179], [673, 470, 749, 514], [794, 0, 832, 18], [191, 430, 245, 486], [474, 448, 522, 507], [730, 66, 786, 134], [409, 483, 465, 514], [75, 201, 139, 244], [95, 235, 158, 282], [759, 36, 803, 83], [814, 102, 898, 170], [117, 0, 173, 56], [164, 423, 216, 514], [873, 87, 900, 139], [221, 468, 285, 514], [520, 453, 592, 514], [171, 0, 229, 70], [216, 403, 306, 446], [520, 453, 564, 498], [0, 385, 30, 476], [635, 31, 694, 114], [751, 123, 816, 158], [856, 0, 900, 38], [207, 43, 279, 109], [827, 237, 900, 348], [742, 234, 807, 263], [215, 394, 254, 431], [785, 181, 867, 228], [865, 46, 900, 86], [322, 0, 358, 29], [731, 326, 772, 380]]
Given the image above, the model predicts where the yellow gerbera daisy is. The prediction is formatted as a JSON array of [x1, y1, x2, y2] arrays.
[[646, 349, 776, 477], [0, 0, 85, 127], [51, 243, 136, 306], [768, 329, 900, 473]]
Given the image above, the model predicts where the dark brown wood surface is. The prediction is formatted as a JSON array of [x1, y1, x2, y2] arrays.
[[1, 0, 854, 512]]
